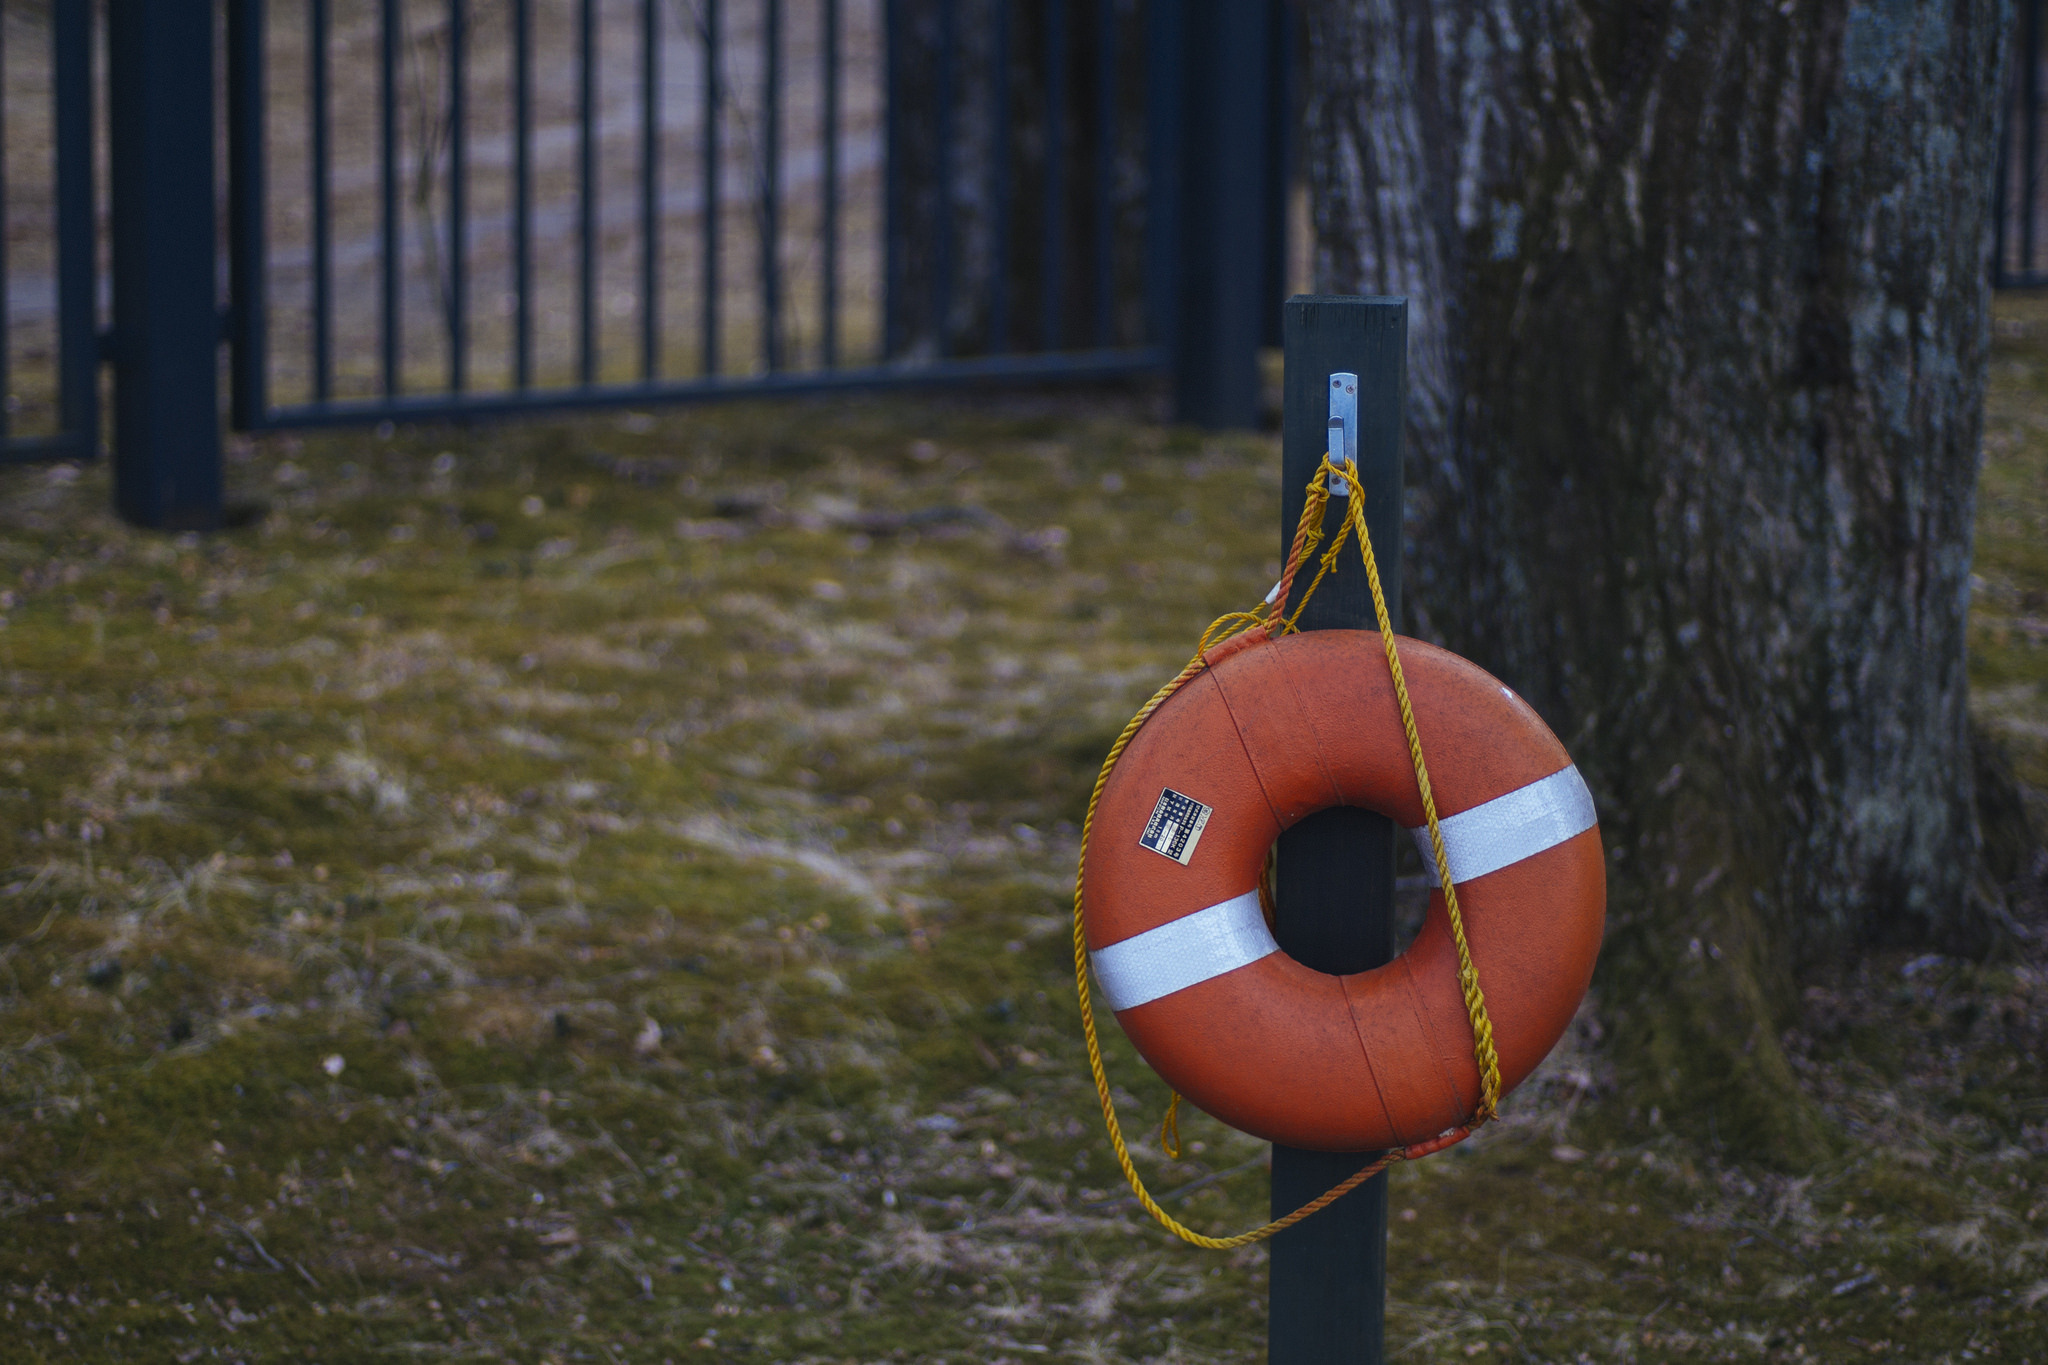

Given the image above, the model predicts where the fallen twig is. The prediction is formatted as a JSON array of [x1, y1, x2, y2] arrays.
[[217, 1217, 283, 1273]]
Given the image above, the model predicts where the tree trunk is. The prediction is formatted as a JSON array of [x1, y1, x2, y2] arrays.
[[1304, 0, 2010, 1161]]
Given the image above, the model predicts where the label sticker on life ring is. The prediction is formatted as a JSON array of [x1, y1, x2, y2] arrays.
[[1139, 788, 1212, 865]]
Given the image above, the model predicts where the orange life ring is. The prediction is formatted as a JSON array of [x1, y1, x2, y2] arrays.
[[1081, 627, 1605, 1153]]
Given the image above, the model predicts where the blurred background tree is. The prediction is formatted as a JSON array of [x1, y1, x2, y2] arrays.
[[1304, 0, 2014, 1162]]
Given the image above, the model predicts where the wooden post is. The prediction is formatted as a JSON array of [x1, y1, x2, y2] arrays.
[[1268, 295, 1406, 1365]]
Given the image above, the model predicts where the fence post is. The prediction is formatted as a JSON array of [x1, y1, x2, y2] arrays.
[[1270, 295, 1406, 1365], [107, 0, 222, 530], [1166, 0, 1270, 429]]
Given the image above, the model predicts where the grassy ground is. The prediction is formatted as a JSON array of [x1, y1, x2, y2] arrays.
[[0, 346, 2042, 1363]]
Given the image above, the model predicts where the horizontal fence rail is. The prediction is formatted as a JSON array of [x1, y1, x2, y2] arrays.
[[227, 0, 1173, 432]]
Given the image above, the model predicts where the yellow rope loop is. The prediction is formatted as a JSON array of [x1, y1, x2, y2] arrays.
[[1160, 1092, 1184, 1161], [1197, 610, 1267, 656], [1071, 454, 1500, 1250]]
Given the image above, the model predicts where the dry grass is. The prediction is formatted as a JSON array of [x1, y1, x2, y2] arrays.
[[0, 365, 2039, 1362]]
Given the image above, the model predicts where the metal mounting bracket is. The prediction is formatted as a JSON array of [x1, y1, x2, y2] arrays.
[[1327, 371, 1358, 496]]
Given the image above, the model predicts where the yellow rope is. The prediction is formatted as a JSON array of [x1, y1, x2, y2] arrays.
[[1160, 1092, 1184, 1160], [1332, 461, 1503, 1122], [1069, 455, 1501, 1249]]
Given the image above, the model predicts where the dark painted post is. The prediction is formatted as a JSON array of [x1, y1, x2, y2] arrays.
[[107, 0, 221, 529], [1168, 0, 1269, 428], [1270, 295, 1406, 1365]]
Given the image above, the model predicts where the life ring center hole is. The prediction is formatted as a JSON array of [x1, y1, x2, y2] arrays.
[[1261, 819, 1434, 965]]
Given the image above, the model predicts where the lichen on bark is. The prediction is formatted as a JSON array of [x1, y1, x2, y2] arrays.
[[1304, 0, 2011, 1162]]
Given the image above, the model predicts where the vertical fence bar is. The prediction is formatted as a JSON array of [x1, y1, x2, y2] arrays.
[[1997, 28, 2014, 284], [1142, 0, 1183, 353], [641, 0, 661, 382], [381, 0, 401, 397], [51, 0, 95, 455], [701, 0, 721, 375], [579, 0, 598, 385], [1042, 0, 1067, 351], [762, 0, 781, 371], [821, 0, 840, 367], [1259, 0, 1293, 347], [0, 15, 11, 448], [227, 0, 268, 429], [989, 0, 1012, 353], [1092, 0, 1114, 348], [108, 0, 220, 526], [1270, 295, 1405, 1365], [881, 0, 902, 357], [448, 0, 468, 392], [513, 0, 533, 388], [931, 0, 955, 357], [2026, 0, 2041, 274], [310, 0, 333, 402]]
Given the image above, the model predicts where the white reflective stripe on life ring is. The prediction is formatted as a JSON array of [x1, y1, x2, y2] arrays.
[[1091, 889, 1276, 1013], [1407, 764, 1596, 886]]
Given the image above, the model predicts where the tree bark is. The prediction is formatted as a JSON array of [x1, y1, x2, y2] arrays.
[[1304, 0, 2010, 1160]]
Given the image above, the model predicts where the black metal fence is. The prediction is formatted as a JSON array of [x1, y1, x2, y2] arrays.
[[0, 0, 1293, 528], [10, 3, 2048, 527], [230, 0, 1190, 428]]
